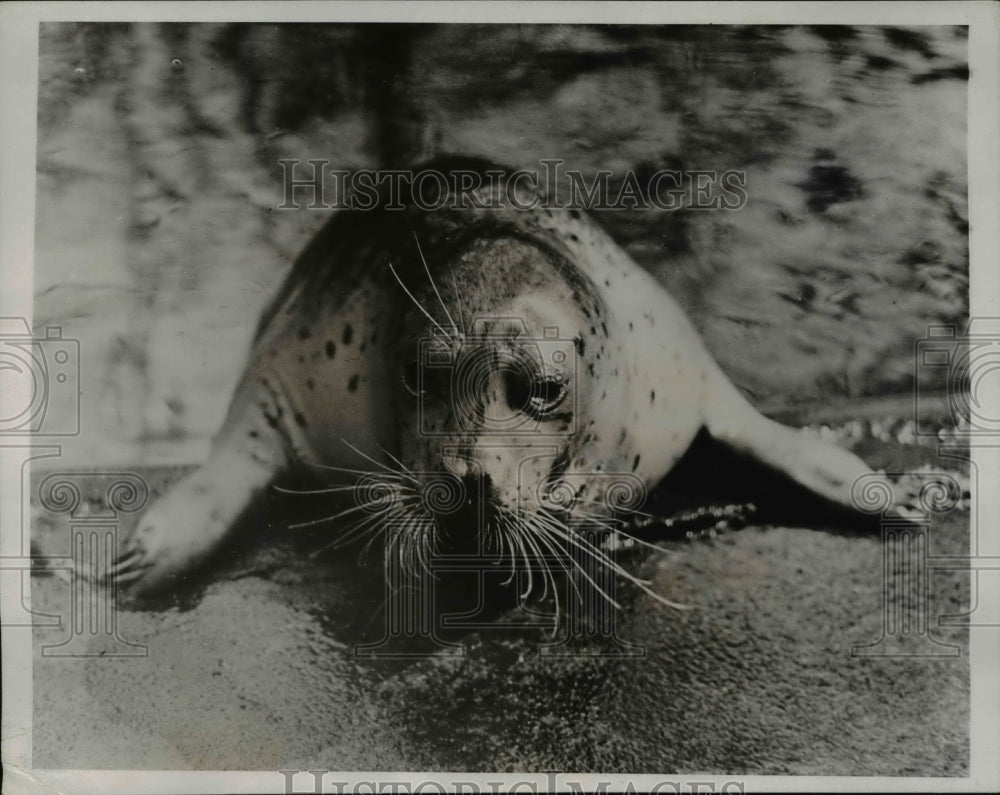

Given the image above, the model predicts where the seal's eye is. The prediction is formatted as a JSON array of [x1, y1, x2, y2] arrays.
[[505, 372, 568, 419]]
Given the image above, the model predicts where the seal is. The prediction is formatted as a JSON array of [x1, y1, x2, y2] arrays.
[[111, 156, 886, 600]]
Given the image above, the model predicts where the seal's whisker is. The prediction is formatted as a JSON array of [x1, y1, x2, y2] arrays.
[[539, 513, 691, 611], [414, 514, 437, 579], [448, 263, 468, 337], [388, 261, 451, 339], [301, 460, 412, 482], [385, 513, 410, 575], [530, 512, 622, 610], [289, 498, 391, 529], [525, 515, 582, 610], [498, 516, 519, 587], [569, 508, 672, 556], [572, 497, 658, 521], [510, 517, 535, 601], [506, 508, 561, 607], [508, 510, 548, 603], [309, 496, 414, 557], [338, 437, 419, 484], [358, 515, 391, 560], [377, 444, 418, 480], [311, 509, 389, 557], [495, 510, 518, 584], [516, 512, 567, 587], [274, 483, 382, 496], [412, 231, 459, 335]]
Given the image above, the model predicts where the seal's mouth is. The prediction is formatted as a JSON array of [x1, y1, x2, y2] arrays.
[[292, 464, 690, 613]]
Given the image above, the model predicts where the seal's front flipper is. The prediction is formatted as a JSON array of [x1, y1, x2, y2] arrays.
[[703, 393, 892, 531], [111, 377, 290, 598]]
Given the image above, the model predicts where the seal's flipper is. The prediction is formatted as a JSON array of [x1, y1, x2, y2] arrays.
[[111, 376, 291, 598], [703, 388, 891, 529]]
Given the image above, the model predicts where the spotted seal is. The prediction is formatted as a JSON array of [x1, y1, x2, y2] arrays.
[[111, 157, 887, 599]]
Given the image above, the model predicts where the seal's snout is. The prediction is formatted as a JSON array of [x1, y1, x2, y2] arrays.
[[423, 472, 496, 544]]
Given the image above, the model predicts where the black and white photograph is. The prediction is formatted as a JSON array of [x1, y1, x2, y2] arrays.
[[1, 2, 998, 792]]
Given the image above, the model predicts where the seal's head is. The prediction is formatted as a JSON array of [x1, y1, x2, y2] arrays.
[[385, 233, 630, 560]]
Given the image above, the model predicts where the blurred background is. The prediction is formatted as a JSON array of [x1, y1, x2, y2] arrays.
[[33, 23, 969, 466]]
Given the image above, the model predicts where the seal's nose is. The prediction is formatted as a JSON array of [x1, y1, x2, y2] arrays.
[[460, 472, 493, 509], [429, 472, 495, 547]]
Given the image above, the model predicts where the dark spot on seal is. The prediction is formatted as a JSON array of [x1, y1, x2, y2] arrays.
[[570, 233, 579, 242], [650, 390, 656, 403], [618, 428, 627, 444], [570, 209, 581, 219], [348, 374, 359, 392], [248, 430, 259, 439], [265, 415, 279, 429], [325, 340, 336, 358], [590, 326, 596, 336], [360, 340, 367, 353], [601, 322, 608, 337], [343, 324, 354, 345], [297, 327, 311, 341], [604, 279, 610, 287], [294, 411, 307, 428], [297, 355, 305, 364], [574, 336, 585, 356], [587, 363, 595, 376], [306, 378, 315, 391], [632, 454, 641, 471]]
